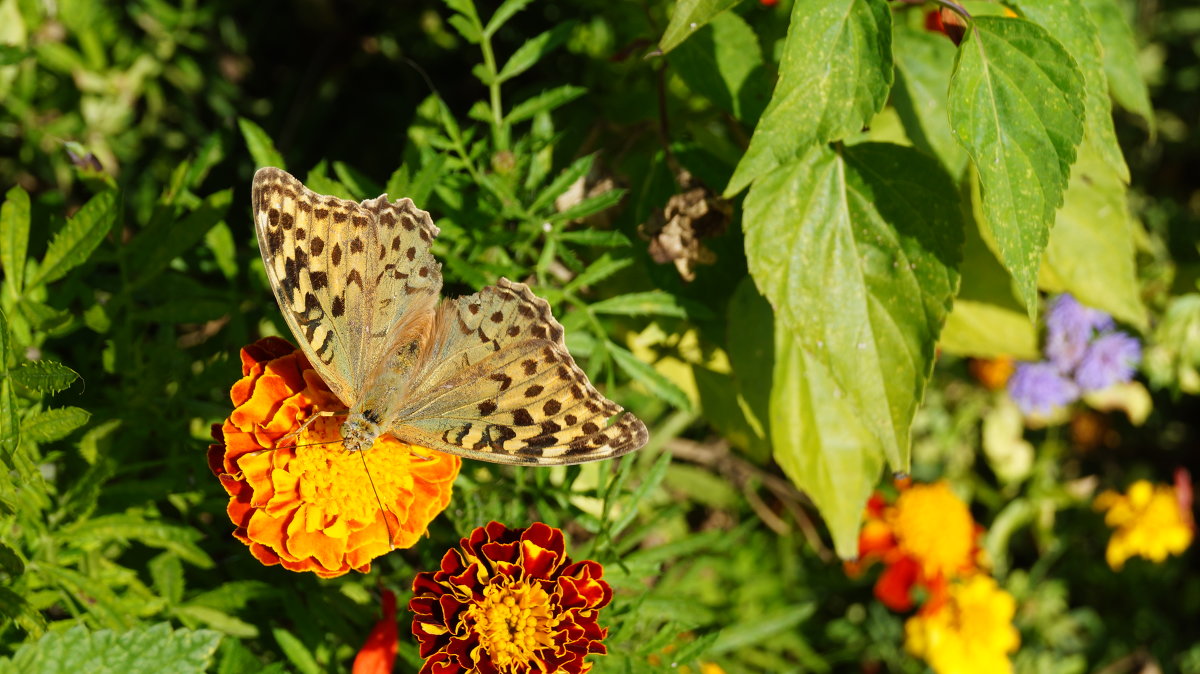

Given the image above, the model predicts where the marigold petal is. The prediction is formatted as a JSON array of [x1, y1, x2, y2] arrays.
[[875, 556, 920, 612]]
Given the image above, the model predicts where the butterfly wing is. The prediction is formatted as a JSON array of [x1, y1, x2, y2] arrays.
[[252, 167, 442, 407], [385, 278, 649, 465]]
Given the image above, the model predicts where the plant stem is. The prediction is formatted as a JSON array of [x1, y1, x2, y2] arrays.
[[479, 35, 508, 151]]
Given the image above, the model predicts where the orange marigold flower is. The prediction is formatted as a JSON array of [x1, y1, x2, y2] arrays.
[[208, 337, 461, 578], [848, 481, 980, 612], [1094, 479, 1195, 570], [409, 521, 612, 674], [904, 575, 1020, 674], [354, 590, 399, 674]]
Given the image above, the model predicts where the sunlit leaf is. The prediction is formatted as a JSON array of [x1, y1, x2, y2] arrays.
[[28, 190, 117, 288], [659, 0, 743, 54], [0, 623, 220, 674], [238, 118, 286, 170]]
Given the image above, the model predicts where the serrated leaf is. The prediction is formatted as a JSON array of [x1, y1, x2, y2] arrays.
[[892, 22, 968, 176], [10, 360, 80, 394], [1013, 0, 1128, 181], [1080, 0, 1153, 128], [28, 190, 117, 288], [659, 0, 742, 54], [16, 299, 72, 332], [22, 407, 90, 443], [725, 0, 893, 195], [669, 11, 769, 125], [1, 185, 31, 298], [770, 330, 885, 558], [563, 254, 633, 293], [743, 143, 962, 468], [238, 118, 286, 170], [0, 585, 46, 636], [590, 291, 706, 319], [948, 16, 1085, 318], [505, 85, 587, 126], [610, 343, 693, 412], [1039, 139, 1145, 329], [940, 173, 1038, 359], [1, 623, 221, 674], [497, 22, 574, 81]]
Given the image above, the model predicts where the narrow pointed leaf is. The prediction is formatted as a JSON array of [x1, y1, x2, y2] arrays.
[[28, 190, 117, 288], [659, 0, 742, 54], [238, 118, 285, 170], [948, 16, 1085, 318], [1, 185, 30, 298]]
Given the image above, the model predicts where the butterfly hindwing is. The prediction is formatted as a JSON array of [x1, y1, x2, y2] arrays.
[[252, 167, 442, 407], [388, 279, 649, 465]]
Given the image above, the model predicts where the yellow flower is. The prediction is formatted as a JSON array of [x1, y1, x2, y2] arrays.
[[1095, 480, 1194, 570], [890, 481, 978, 579], [904, 575, 1019, 674]]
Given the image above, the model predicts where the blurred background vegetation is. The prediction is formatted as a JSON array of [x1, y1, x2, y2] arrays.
[[0, 0, 1197, 671]]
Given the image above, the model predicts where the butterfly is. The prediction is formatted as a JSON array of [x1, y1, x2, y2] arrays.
[[252, 167, 649, 465]]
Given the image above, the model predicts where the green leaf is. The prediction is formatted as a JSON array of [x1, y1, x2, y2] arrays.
[[948, 16, 1085, 318], [484, 0, 533, 36], [659, 0, 742, 54], [532, 155, 594, 214], [272, 627, 320, 674], [505, 85, 587, 126], [1013, 0, 1128, 181], [549, 187, 625, 224], [28, 190, 117, 288], [710, 604, 816, 655], [610, 342, 693, 412], [22, 407, 90, 443], [332, 161, 383, 198], [563, 254, 633, 293], [496, 22, 574, 82], [1080, 0, 1153, 127], [725, 0, 893, 196], [939, 174, 1038, 358], [0, 541, 24, 575], [447, 13, 482, 44], [1, 623, 221, 674], [1039, 139, 1146, 329], [149, 553, 184, 605], [173, 606, 259, 639], [669, 11, 770, 125], [238, 118, 286, 170], [123, 189, 233, 288], [0, 380, 18, 458], [9, 360, 80, 394], [770, 330, 885, 558], [590, 291, 709, 319], [725, 278, 774, 458], [1, 185, 30, 298], [64, 514, 214, 568], [743, 143, 962, 468], [557, 230, 630, 247], [892, 21, 968, 176], [0, 585, 46, 637]]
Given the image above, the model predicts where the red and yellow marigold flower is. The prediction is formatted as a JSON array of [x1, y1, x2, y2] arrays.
[[1094, 478, 1194, 570], [409, 521, 612, 674], [904, 575, 1020, 674], [847, 481, 981, 611], [208, 337, 461, 578]]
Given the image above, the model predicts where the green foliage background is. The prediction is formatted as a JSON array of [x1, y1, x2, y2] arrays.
[[0, 0, 1198, 671]]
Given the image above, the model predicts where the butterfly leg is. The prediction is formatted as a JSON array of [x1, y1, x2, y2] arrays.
[[277, 409, 349, 448]]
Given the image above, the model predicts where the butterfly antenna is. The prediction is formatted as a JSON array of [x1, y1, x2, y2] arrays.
[[359, 451, 395, 551]]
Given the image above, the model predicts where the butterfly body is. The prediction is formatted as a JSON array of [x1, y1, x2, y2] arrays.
[[253, 167, 648, 465]]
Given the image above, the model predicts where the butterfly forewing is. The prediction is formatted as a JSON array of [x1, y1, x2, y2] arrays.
[[388, 279, 649, 465], [252, 167, 442, 407]]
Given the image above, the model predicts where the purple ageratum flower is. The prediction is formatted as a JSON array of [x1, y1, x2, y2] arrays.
[[1074, 332, 1142, 392], [1044, 294, 1115, 371], [1008, 361, 1080, 415]]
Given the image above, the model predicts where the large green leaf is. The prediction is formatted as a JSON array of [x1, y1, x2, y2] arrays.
[[1080, 0, 1153, 127], [725, 0, 893, 195], [1040, 139, 1146, 329], [1, 185, 30, 298], [1013, 0, 1128, 182], [771, 330, 885, 558], [892, 21, 967, 176], [659, 0, 742, 54], [940, 170, 1038, 359], [669, 11, 770, 125], [28, 190, 118, 288], [1, 623, 221, 674], [238, 117, 286, 170], [948, 16, 1085, 318], [743, 143, 962, 467]]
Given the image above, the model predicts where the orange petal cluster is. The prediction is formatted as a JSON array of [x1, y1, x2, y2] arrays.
[[208, 337, 461, 578], [354, 590, 399, 674], [846, 481, 981, 612], [410, 522, 612, 674]]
